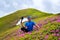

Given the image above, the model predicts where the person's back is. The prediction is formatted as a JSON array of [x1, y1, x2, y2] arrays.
[[25, 21, 35, 31], [21, 16, 39, 32]]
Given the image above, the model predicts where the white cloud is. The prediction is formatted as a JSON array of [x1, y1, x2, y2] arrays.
[[12, 2, 19, 9], [0, 10, 6, 17], [33, 0, 45, 11], [33, 0, 42, 6], [0, 0, 60, 18], [48, 0, 60, 13], [12, 1, 29, 10], [50, 0, 60, 5], [2, 1, 10, 8], [21, 4, 29, 9], [32, 0, 60, 13]]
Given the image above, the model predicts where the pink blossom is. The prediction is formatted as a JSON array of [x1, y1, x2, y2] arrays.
[[56, 33, 60, 36], [55, 29, 59, 33], [44, 22, 48, 25], [19, 33, 25, 37], [45, 35, 49, 39], [38, 24, 42, 27], [56, 20, 60, 22], [52, 33, 56, 36], [50, 18, 54, 22], [27, 32, 32, 34]]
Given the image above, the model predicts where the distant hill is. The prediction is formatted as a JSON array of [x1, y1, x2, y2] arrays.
[[0, 8, 52, 33], [0, 8, 60, 40]]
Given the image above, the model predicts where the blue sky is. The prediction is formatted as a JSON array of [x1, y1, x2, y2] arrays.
[[0, 0, 60, 17]]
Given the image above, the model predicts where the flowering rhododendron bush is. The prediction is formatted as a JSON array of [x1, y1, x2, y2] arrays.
[[1, 15, 60, 40], [20, 21, 60, 40], [19, 17, 60, 40], [1, 7, 60, 40]]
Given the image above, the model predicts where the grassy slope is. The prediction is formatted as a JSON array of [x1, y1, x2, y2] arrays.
[[0, 8, 52, 38], [1, 15, 55, 40], [0, 11, 60, 40], [19, 15, 60, 40], [0, 8, 59, 40], [3, 14, 60, 40]]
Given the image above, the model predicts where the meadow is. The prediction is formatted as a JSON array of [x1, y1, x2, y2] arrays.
[[0, 8, 60, 40]]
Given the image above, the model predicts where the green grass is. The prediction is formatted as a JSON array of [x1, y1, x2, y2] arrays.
[[1, 8, 58, 40], [0, 8, 52, 33], [19, 15, 60, 40], [2, 14, 58, 40], [0, 26, 19, 36]]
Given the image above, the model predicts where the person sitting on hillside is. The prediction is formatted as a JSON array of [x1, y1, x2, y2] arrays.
[[20, 16, 39, 32]]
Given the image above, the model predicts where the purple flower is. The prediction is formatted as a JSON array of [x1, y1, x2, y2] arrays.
[[44, 22, 48, 24], [50, 30, 55, 33], [38, 24, 42, 27], [56, 20, 60, 22], [27, 32, 32, 34], [52, 33, 56, 36], [50, 18, 54, 22], [45, 35, 49, 39], [19, 34, 25, 37], [55, 29, 59, 33], [56, 33, 60, 36]]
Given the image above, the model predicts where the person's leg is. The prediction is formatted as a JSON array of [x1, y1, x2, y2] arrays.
[[24, 29, 29, 32], [21, 27, 26, 32], [21, 27, 29, 32]]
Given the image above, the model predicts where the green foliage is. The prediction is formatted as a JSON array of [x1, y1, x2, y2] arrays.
[[0, 8, 52, 33], [1, 8, 60, 40]]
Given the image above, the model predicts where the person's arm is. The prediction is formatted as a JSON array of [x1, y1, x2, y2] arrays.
[[35, 24, 40, 29], [20, 17, 27, 28], [33, 22, 40, 30], [20, 17, 24, 27], [20, 19, 24, 27]]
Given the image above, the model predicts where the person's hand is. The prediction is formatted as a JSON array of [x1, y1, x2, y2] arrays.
[[21, 17, 24, 20], [35, 24, 40, 30], [21, 17, 24, 23]]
